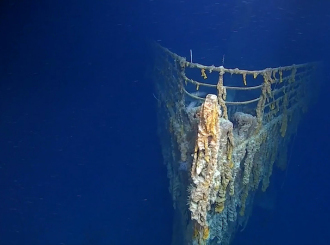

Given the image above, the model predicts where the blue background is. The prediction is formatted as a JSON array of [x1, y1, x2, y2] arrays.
[[0, 0, 329, 244]]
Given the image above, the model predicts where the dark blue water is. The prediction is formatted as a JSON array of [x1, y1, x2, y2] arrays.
[[0, 0, 329, 244]]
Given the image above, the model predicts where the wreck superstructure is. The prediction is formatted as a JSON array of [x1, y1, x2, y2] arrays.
[[152, 43, 318, 245]]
